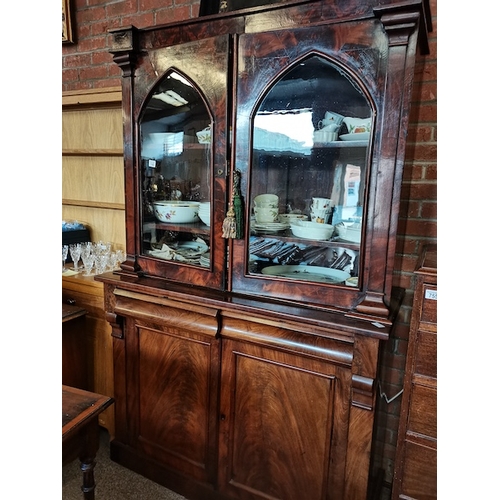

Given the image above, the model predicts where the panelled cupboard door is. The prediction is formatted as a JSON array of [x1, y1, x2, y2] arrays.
[[120, 314, 221, 486], [218, 338, 351, 500]]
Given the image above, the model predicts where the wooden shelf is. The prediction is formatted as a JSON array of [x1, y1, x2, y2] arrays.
[[63, 149, 124, 156], [62, 87, 122, 107], [62, 199, 126, 210]]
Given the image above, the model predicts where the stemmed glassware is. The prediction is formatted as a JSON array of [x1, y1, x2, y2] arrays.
[[116, 249, 125, 264], [62, 245, 69, 272], [94, 252, 109, 275], [90, 241, 110, 275], [107, 252, 118, 272], [80, 242, 92, 261], [69, 243, 82, 271], [63, 240, 124, 275], [81, 243, 95, 276]]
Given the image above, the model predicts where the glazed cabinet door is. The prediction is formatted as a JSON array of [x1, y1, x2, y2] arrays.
[[218, 330, 352, 500], [114, 33, 231, 290], [112, 290, 221, 487], [230, 14, 421, 318]]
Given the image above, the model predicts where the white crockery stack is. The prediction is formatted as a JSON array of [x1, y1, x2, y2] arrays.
[[198, 202, 211, 226]]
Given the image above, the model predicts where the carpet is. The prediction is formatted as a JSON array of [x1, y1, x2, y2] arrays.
[[62, 429, 187, 500]]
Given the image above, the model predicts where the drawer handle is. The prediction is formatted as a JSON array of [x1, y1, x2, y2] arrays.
[[66, 298, 76, 305]]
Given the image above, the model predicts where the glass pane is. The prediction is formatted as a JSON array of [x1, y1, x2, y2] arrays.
[[139, 71, 212, 269], [248, 56, 371, 287]]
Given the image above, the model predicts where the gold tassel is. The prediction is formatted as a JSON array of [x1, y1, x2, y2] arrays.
[[222, 204, 237, 239]]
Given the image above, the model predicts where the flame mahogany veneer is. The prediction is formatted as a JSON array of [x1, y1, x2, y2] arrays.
[[97, 1, 431, 499]]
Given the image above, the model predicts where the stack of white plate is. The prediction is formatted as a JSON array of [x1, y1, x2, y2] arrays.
[[252, 221, 289, 234], [198, 202, 210, 226]]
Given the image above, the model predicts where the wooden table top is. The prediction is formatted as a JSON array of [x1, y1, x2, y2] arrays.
[[62, 385, 113, 441], [62, 303, 87, 323]]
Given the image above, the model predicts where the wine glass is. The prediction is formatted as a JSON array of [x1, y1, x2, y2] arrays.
[[107, 251, 118, 271], [93, 241, 110, 258], [94, 253, 109, 275], [62, 245, 69, 272], [69, 243, 82, 271], [82, 251, 95, 276], [80, 241, 92, 262]]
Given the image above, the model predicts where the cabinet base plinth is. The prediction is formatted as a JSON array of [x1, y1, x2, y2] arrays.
[[109, 440, 231, 500]]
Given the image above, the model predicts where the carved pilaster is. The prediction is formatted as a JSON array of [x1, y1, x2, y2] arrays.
[[373, 2, 421, 49], [352, 374, 376, 410], [108, 26, 139, 77], [351, 335, 380, 410], [105, 311, 124, 339]]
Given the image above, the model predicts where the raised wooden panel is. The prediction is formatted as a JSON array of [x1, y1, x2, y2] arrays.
[[62, 156, 124, 205], [61, 205, 126, 250], [133, 322, 219, 484], [138, 326, 209, 461], [62, 107, 123, 150], [219, 339, 350, 500], [399, 441, 437, 500], [414, 330, 436, 378], [407, 384, 437, 439], [419, 285, 437, 330]]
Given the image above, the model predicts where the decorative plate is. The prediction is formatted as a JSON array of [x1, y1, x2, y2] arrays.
[[261, 265, 350, 283], [339, 132, 369, 142]]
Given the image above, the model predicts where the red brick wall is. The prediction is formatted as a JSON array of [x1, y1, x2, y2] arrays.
[[372, 0, 437, 485], [62, 0, 201, 91], [62, 0, 438, 489]]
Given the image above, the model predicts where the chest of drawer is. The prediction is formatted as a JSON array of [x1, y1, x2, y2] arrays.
[[407, 382, 437, 439], [419, 285, 437, 332]]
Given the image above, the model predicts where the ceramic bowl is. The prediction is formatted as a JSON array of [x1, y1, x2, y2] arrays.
[[153, 201, 200, 223], [290, 220, 334, 240], [342, 116, 371, 134], [335, 222, 362, 243], [278, 213, 308, 224], [198, 202, 210, 226]]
